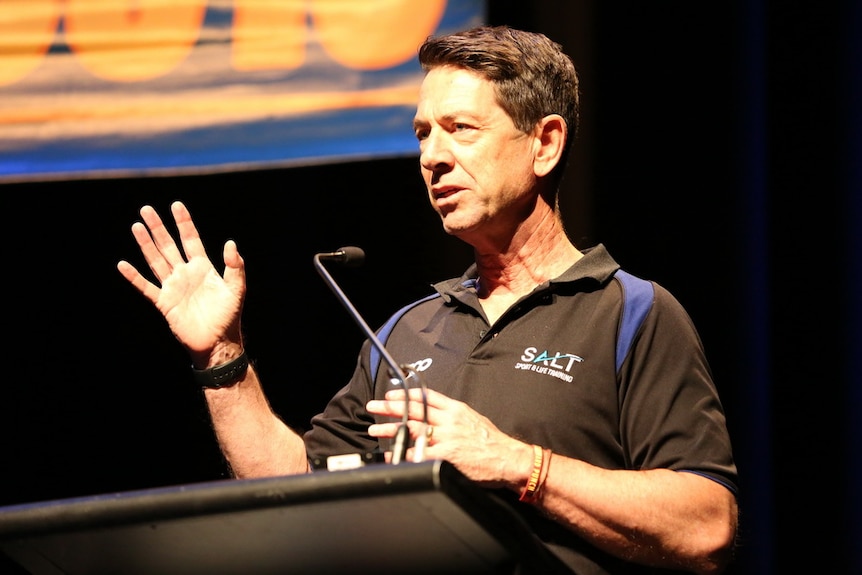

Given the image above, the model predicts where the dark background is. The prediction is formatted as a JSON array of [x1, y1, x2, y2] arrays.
[[2, 2, 860, 574]]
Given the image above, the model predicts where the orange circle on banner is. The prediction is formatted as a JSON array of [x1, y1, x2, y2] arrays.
[[0, 0, 61, 86], [64, 0, 207, 82], [309, 0, 446, 70]]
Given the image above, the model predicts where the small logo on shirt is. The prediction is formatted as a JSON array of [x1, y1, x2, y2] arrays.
[[408, 358, 433, 372], [514, 347, 584, 382], [391, 358, 433, 386]]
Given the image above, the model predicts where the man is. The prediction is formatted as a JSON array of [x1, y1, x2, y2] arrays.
[[118, 25, 738, 575]]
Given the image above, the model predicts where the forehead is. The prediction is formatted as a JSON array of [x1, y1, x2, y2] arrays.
[[416, 66, 499, 118]]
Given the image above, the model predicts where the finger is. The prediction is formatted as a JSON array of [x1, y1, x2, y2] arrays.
[[407, 386, 449, 407], [222, 240, 247, 298], [411, 427, 430, 462], [403, 397, 437, 424], [139, 204, 187, 268], [411, 421, 433, 441], [171, 201, 209, 261], [366, 394, 406, 418], [367, 421, 401, 438], [386, 387, 450, 413], [117, 260, 161, 304], [130, 220, 173, 283], [382, 388, 407, 402], [367, 396, 427, 423]]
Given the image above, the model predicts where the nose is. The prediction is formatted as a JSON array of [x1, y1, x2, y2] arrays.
[[419, 130, 454, 172]]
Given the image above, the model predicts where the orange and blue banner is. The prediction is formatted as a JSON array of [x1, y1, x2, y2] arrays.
[[0, 0, 485, 182]]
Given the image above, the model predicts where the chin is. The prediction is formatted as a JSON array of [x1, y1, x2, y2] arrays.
[[440, 219, 477, 240]]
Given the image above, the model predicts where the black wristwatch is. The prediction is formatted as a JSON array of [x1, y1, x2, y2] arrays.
[[192, 351, 249, 389]]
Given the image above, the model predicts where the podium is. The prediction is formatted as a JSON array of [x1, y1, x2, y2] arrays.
[[0, 459, 575, 575]]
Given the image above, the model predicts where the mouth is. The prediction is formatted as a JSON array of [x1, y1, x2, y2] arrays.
[[431, 186, 461, 200]]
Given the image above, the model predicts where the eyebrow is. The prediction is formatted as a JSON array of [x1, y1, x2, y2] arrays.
[[413, 111, 476, 130]]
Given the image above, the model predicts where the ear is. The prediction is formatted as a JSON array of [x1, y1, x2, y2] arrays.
[[532, 114, 566, 178]]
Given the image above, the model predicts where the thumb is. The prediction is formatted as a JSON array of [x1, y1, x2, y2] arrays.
[[222, 239, 247, 298]]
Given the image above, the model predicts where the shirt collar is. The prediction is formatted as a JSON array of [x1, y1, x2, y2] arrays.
[[432, 243, 620, 303]]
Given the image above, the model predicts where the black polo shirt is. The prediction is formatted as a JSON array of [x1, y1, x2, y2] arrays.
[[304, 244, 737, 574]]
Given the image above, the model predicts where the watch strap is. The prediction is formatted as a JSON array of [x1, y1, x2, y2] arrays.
[[192, 351, 249, 389]]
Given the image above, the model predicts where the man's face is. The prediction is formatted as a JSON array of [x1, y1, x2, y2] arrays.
[[413, 66, 539, 244]]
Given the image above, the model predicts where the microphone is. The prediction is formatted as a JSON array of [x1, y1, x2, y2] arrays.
[[313, 247, 427, 465], [315, 246, 365, 267]]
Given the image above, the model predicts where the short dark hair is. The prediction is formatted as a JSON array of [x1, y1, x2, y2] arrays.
[[418, 25, 580, 182]]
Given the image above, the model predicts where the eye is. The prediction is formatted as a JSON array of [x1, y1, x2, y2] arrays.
[[453, 123, 470, 132], [414, 127, 429, 141]]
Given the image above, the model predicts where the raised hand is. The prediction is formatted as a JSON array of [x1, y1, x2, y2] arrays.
[[117, 201, 246, 359]]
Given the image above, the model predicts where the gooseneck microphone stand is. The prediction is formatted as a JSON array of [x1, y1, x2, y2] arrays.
[[314, 247, 429, 465]]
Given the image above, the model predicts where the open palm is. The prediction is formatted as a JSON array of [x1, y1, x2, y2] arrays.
[[117, 201, 246, 355]]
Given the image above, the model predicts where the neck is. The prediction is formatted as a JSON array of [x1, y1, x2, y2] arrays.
[[472, 210, 582, 299]]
